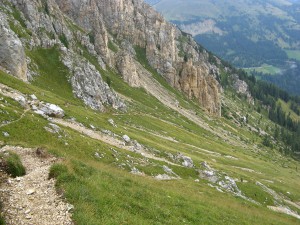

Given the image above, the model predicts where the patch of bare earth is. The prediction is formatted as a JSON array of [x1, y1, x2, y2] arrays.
[[0, 146, 73, 225]]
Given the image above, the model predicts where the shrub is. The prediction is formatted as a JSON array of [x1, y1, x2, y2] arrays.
[[0, 152, 26, 178]]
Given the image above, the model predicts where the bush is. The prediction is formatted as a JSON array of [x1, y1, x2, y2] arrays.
[[0, 152, 26, 178]]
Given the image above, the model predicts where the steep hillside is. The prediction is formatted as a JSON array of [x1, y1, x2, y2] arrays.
[[0, 0, 300, 224], [149, 0, 300, 95]]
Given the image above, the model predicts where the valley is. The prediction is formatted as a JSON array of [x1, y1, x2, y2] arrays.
[[149, 0, 300, 95], [0, 0, 300, 224]]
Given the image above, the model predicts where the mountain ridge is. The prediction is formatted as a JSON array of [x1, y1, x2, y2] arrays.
[[0, 0, 300, 224]]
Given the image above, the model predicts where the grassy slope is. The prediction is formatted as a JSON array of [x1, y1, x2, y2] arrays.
[[0, 45, 300, 224], [243, 64, 282, 75], [286, 50, 300, 61]]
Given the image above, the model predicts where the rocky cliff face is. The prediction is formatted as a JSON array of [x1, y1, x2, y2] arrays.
[[0, 0, 222, 115], [0, 13, 27, 81], [55, 0, 222, 115]]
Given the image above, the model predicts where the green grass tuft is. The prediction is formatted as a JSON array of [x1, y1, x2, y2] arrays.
[[49, 163, 69, 179], [0, 152, 25, 178]]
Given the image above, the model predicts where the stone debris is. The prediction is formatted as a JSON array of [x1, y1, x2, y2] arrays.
[[163, 165, 173, 174], [108, 119, 117, 127], [30, 94, 38, 101], [132, 140, 143, 151], [14, 95, 27, 107], [200, 162, 244, 197], [176, 153, 194, 168], [130, 167, 144, 176], [154, 174, 178, 180], [268, 206, 300, 220], [0, 146, 73, 225], [44, 123, 61, 134], [218, 176, 241, 194], [94, 152, 105, 159]]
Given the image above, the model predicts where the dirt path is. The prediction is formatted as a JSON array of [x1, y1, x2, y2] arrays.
[[52, 118, 179, 166], [0, 109, 30, 128], [0, 146, 73, 225]]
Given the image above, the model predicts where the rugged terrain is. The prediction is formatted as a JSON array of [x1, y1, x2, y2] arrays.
[[149, 0, 300, 95], [0, 0, 300, 224]]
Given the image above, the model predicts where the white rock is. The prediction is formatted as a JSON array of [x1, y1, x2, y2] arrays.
[[26, 189, 36, 195], [108, 118, 116, 127], [2, 131, 9, 137], [130, 167, 144, 175], [122, 135, 131, 143], [163, 165, 173, 174], [40, 103, 64, 118], [30, 94, 38, 100], [181, 156, 193, 168], [14, 95, 26, 107], [154, 174, 178, 180]]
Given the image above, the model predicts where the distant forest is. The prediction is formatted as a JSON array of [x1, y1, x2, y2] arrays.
[[253, 63, 300, 96], [219, 63, 300, 158]]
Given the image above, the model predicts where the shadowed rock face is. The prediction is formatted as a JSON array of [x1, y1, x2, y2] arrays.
[[0, 14, 27, 81], [54, 0, 222, 116]]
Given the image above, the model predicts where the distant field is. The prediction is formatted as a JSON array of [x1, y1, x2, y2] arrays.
[[243, 64, 281, 75], [286, 50, 300, 61]]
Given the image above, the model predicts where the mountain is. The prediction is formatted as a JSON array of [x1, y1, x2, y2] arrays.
[[149, 0, 300, 95], [0, 0, 300, 224]]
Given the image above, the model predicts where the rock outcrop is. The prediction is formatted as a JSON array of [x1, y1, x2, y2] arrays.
[[54, 0, 222, 116], [0, 0, 222, 115], [61, 48, 126, 111], [231, 74, 254, 105], [0, 0, 125, 112], [0, 14, 27, 81]]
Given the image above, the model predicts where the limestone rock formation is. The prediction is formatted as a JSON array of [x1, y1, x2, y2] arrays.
[[116, 47, 141, 87], [232, 74, 254, 105], [179, 60, 221, 115], [0, 0, 222, 115], [61, 48, 126, 111], [0, 13, 27, 81], [54, 0, 222, 116]]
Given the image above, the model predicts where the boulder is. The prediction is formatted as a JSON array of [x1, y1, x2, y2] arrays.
[[176, 153, 194, 168], [14, 95, 27, 107], [39, 103, 65, 118], [122, 135, 131, 143]]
